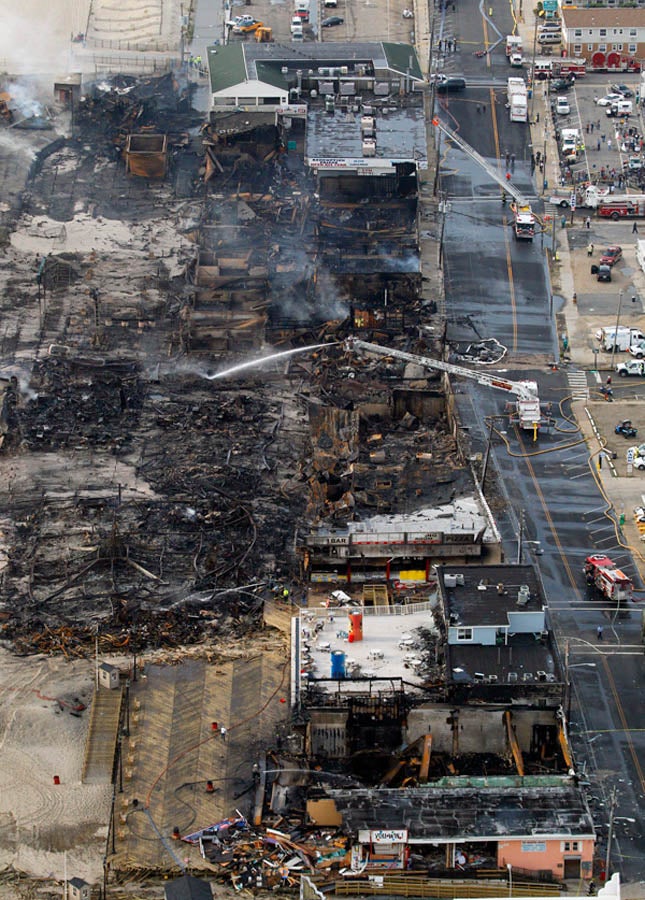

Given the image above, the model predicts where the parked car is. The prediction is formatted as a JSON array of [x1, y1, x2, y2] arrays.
[[551, 78, 572, 92], [597, 264, 612, 282], [556, 96, 570, 115], [629, 342, 645, 359], [611, 83, 634, 98], [616, 420, 638, 438], [596, 93, 623, 106], [321, 15, 344, 26], [600, 245, 622, 267]]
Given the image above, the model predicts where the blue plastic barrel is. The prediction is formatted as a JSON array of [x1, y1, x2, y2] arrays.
[[331, 650, 346, 679]]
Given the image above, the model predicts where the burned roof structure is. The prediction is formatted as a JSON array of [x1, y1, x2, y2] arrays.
[[329, 781, 595, 842]]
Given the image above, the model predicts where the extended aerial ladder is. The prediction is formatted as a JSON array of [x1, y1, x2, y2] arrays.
[[431, 117, 537, 240], [346, 338, 552, 438]]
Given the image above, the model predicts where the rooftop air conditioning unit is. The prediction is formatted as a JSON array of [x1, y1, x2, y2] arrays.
[[523, 672, 533, 681], [488, 674, 498, 682], [340, 65, 349, 75], [281, 66, 289, 74], [362, 138, 376, 157], [360, 115, 375, 136], [474, 672, 485, 682], [319, 67, 330, 76], [537, 670, 547, 682], [508, 672, 518, 683]]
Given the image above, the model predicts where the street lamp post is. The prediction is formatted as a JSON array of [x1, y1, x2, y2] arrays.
[[507, 863, 513, 897], [610, 290, 624, 373], [605, 786, 618, 879]]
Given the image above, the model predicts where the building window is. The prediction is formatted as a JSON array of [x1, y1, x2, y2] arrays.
[[599, 29, 607, 37], [629, 29, 637, 37], [628, 44, 636, 53], [598, 44, 607, 52], [562, 841, 580, 852], [456, 627, 473, 641], [586, 44, 593, 51], [613, 44, 623, 51], [574, 29, 582, 37]]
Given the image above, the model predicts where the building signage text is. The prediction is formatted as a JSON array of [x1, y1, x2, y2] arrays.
[[370, 829, 408, 843]]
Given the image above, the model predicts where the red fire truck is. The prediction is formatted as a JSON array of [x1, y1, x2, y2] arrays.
[[555, 59, 586, 78], [589, 52, 641, 74], [598, 196, 645, 220], [584, 555, 633, 603]]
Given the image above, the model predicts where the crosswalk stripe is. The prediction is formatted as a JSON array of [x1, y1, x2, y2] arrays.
[[567, 371, 589, 400]]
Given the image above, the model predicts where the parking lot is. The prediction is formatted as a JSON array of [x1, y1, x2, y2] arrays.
[[545, 74, 644, 192], [224, 0, 415, 45]]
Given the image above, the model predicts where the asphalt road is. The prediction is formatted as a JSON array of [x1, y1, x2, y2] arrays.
[[435, 0, 645, 882]]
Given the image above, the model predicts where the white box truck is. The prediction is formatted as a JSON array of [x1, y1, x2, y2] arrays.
[[596, 326, 645, 352], [507, 77, 527, 123]]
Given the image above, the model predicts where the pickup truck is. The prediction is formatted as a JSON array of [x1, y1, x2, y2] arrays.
[[616, 360, 645, 377]]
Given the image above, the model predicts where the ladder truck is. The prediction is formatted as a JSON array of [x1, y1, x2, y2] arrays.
[[345, 338, 552, 438], [431, 117, 537, 241], [584, 554, 633, 603]]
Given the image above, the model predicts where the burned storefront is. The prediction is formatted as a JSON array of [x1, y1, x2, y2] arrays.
[[205, 41, 428, 337], [328, 780, 595, 879]]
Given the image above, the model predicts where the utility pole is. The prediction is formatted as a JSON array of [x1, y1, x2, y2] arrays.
[[605, 786, 618, 879], [516, 510, 524, 563], [610, 290, 624, 374], [480, 415, 498, 489]]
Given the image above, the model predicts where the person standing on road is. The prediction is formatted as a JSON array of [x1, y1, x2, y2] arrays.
[[585, 216, 591, 229], [597, 625, 604, 641], [633, 221, 639, 234], [607, 138, 612, 151]]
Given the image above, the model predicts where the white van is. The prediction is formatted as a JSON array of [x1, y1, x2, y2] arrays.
[[290, 15, 304, 34], [538, 21, 561, 32], [538, 31, 561, 45]]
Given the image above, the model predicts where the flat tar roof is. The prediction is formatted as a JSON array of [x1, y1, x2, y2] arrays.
[[306, 104, 427, 166]]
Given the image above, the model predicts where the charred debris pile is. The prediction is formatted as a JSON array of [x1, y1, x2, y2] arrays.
[[0, 73, 463, 657]]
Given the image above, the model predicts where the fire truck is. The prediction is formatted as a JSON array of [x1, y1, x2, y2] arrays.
[[345, 338, 553, 437], [598, 196, 645, 220], [555, 59, 586, 78], [589, 52, 640, 74], [430, 118, 537, 241], [584, 554, 633, 602]]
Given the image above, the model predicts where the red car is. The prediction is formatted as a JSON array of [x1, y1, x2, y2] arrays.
[[600, 245, 623, 266]]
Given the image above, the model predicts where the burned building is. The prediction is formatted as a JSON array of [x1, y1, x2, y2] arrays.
[[328, 780, 595, 879], [301, 500, 493, 584], [206, 41, 428, 330]]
